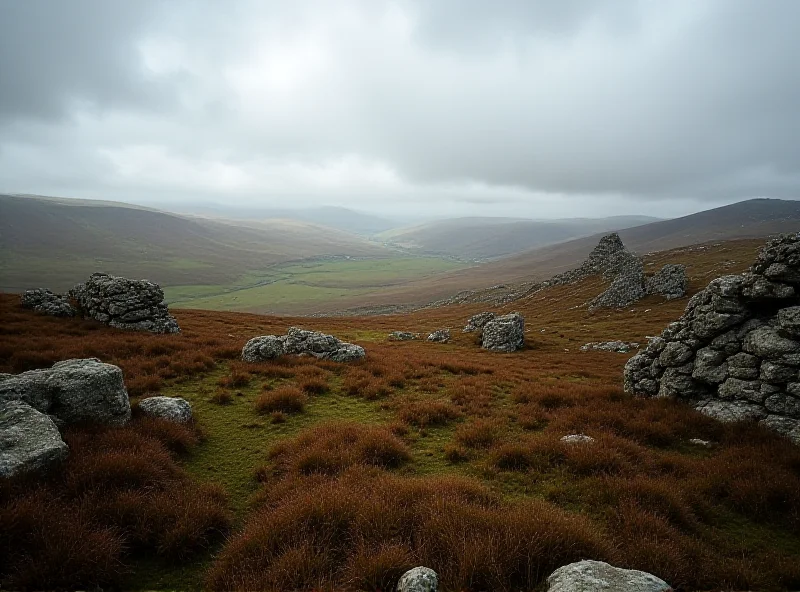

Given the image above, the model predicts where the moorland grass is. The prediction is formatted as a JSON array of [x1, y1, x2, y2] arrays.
[[2, 238, 800, 591]]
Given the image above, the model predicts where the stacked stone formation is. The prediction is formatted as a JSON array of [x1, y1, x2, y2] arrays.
[[242, 327, 366, 363], [580, 341, 640, 353], [20, 288, 75, 317], [70, 272, 180, 334], [624, 233, 800, 443], [481, 312, 525, 352]]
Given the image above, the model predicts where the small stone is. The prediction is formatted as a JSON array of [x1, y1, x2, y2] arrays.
[[560, 434, 595, 444], [427, 329, 450, 343], [138, 396, 192, 423], [396, 566, 438, 592], [688, 438, 713, 447], [389, 331, 419, 341]]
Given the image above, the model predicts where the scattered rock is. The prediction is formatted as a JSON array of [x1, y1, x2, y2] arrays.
[[71, 272, 180, 333], [463, 311, 496, 332], [242, 328, 365, 363], [389, 331, 419, 341], [20, 288, 75, 317], [560, 434, 595, 444], [688, 438, 713, 447], [547, 560, 672, 592], [481, 313, 525, 352], [396, 566, 438, 592], [0, 358, 131, 425], [624, 233, 800, 442], [427, 329, 450, 343], [0, 401, 69, 478], [138, 396, 193, 423], [580, 341, 640, 353]]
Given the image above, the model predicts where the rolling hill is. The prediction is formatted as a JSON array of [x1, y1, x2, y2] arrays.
[[0, 194, 393, 292], [376, 215, 661, 260]]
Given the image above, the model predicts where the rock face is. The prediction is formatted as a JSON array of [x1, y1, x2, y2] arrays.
[[463, 311, 496, 332], [581, 341, 640, 353], [624, 234, 800, 443], [0, 358, 131, 425], [547, 560, 671, 592], [396, 567, 438, 592], [71, 272, 180, 334], [389, 331, 419, 341], [481, 313, 525, 352], [427, 329, 451, 343], [138, 396, 192, 423], [646, 264, 688, 300], [242, 328, 366, 363], [20, 288, 76, 317], [0, 401, 69, 478]]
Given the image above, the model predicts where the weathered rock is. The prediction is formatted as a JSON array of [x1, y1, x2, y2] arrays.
[[427, 329, 451, 343], [760, 415, 800, 445], [646, 263, 688, 300], [242, 335, 285, 362], [463, 312, 496, 332], [560, 434, 595, 444], [242, 328, 365, 363], [20, 288, 76, 317], [71, 272, 180, 333], [0, 401, 69, 478], [624, 234, 800, 442], [481, 313, 524, 352], [389, 331, 419, 341], [0, 359, 131, 425], [547, 560, 671, 592], [396, 567, 438, 592], [689, 438, 713, 447], [589, 264, 645, 310], [580, 341, 639, 353], [138, 396, 192, 423]]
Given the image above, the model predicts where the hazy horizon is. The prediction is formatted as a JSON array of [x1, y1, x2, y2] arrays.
[[2, 1, 799, 219]]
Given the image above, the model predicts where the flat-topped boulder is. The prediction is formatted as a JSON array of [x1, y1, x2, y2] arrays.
[[624, 233, 800, 444], [71, 272, 180, 334], [138, 396, 192, 423], [0, 401, 69, 478], [243, 328, 365, 363], [0, 358, 131, 425], [547, 560, 671, 592], [20, 288, 76, 317], [482, 312, 525, 352]]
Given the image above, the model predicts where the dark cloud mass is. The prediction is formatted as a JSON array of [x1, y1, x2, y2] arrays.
[[0, 0, 798, 218]]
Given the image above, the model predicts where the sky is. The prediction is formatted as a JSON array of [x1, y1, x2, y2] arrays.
[[1, 0, 799, 219]]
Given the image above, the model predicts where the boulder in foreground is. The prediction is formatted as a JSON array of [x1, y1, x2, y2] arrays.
[[243, 327, 365, 363], [481, 312, 525, 352], [0, 358, 131, 425], [0, 400, 69, 478], [396, 566, 438, 592], [547, 560, 671, 592], [138, 396, 193, 423]]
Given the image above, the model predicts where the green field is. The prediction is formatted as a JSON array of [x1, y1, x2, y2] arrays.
[[164, 257, 467, 313]]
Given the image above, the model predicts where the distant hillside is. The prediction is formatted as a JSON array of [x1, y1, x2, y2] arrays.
[[159, 202, 400, 236], [309, 198, 800, 313], [377, 215, 661, 260], [0, 194, 390, 292]]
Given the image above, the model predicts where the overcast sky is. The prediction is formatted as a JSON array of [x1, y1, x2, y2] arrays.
[[1, 0, 798, 219]]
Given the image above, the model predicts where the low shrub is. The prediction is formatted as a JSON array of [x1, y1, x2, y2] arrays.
[[254, 386, 308, 414]]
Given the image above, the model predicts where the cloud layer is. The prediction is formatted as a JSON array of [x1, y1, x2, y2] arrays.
[[1, 0, 798, 217]]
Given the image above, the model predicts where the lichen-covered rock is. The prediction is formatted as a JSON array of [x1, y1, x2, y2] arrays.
[[138, 396, 192, 423], [580, 341, 639, 353], [481, 313, 524, 352], [20, 288, 75, 317], [242, 335, 285, 362], [646, 264, 688, 300], [71, 272, 179, 333], [389, 331, 419, 341], [242, 328, 365, 363], [0, 401, 69, 478], [0, 358, 131, 425], [589, 263, 646, 310], [624, 233, 800, 442], [427, 329, 451, 343], [396, 566, 438, 592], [560, 434, 594, 444], [547, 560, 672, 592], [463, 311, 496, 332]]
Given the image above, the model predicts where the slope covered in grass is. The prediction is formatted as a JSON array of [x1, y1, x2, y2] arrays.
[[2, 237, 800, 590]]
